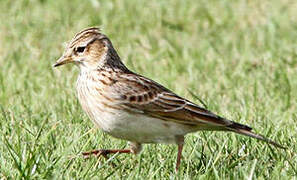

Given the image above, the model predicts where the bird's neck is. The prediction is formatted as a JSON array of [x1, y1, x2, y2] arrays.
[[98, 47, 130, 73]]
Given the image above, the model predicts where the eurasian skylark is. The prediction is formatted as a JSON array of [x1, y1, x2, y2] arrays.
[[53, 27, 284, 171]]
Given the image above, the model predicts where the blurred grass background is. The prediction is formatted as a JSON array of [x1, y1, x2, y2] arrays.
[[0, 0, 296, 179]]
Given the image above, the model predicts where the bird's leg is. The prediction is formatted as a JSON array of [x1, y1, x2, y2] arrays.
[[82, 142, 142, 159], [175, 136, 185, 172]]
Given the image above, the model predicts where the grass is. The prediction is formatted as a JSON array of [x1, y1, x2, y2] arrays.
[[0, 0, 296, 179]]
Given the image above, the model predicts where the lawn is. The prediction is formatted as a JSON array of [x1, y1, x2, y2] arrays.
[[0, 0, 296, 179]]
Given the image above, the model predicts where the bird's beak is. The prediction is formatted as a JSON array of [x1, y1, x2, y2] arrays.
[[53, 56, 73, 67]]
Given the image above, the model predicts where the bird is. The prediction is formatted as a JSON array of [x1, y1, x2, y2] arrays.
[[53, 27, 285, 171]]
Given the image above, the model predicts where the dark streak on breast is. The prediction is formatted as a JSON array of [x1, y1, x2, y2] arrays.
[[96, 88, 114, 102], [99, 79, 108, 85]]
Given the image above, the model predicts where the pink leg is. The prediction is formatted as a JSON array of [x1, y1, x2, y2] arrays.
[[175, 136, 185, 172], [176, 143, 184, 172]]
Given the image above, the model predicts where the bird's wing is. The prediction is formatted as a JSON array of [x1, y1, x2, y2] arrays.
[[109, 72, 236, 128], [104, 72, 285, 149]]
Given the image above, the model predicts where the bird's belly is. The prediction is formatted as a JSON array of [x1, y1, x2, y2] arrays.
[[92, 110, 192, 144]]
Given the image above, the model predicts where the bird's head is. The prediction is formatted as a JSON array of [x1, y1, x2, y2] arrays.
[[53, 27, 121, 71]]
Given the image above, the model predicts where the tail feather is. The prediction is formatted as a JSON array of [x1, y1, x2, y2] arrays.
[[226, 122, 285, 149], [227, 122, 252, 131]]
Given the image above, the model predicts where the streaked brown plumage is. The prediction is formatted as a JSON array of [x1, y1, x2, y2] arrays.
[[53, 27, 284, 171]]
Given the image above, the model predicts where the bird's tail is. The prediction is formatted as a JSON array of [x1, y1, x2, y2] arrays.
[[226, 121, 286, 149]]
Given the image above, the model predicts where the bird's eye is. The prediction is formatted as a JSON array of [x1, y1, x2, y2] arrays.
[[76, 46, 86, 53]]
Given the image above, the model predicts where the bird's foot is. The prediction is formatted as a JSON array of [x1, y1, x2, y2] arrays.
[[82, 149, 131, 159]]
